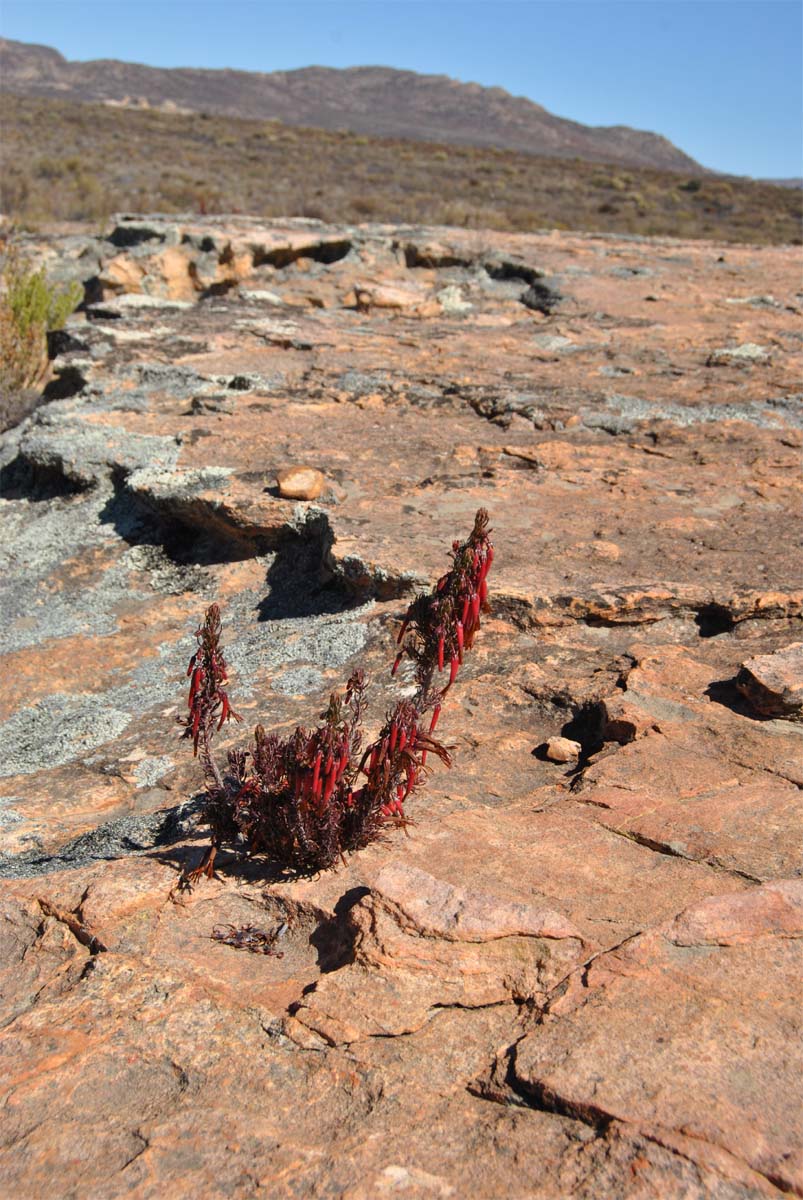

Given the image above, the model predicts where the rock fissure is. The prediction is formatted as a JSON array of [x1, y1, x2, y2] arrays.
[[37, 896, 108, 954], [574, 813, 766, 885], [638, 1127, 799, 1197]]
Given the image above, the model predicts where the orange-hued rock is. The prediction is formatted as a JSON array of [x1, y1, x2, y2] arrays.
[[1, 214, 801, 1197], [511, 881, 803, 1196], [545, 734, 581, 762], [737, 641, 803, 720], [275, 464, 325, 500], [290, 863, 591, 1044]]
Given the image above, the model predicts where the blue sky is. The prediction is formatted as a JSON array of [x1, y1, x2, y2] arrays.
[[2, 0, 801, 177]]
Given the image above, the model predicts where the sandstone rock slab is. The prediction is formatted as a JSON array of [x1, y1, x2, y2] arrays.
[[1, 215, 802, 1197], [737, 641, 803, 720], [513, 881, 803, 1196], [290, 863, 590, 1045]]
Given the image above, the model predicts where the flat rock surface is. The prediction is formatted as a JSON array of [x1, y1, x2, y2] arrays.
[[1, 215, 801, 1198]]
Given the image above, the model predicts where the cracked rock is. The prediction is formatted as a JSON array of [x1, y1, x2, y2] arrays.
[[1, 214, 802, 1199], [736, 642, 803, 720], [513, 881, 803, 1196], [289, 864, 590, 1045]]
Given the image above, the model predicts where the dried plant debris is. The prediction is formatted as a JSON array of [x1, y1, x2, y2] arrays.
[[209, 922, 287, 957]]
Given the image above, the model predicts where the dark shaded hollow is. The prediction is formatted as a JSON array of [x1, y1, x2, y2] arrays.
[[252, 239, 352, 269], [308, 886, 370, 974], [107, 222, 167, 249], [695, 603, 736, 638], [0, 452, 90, 501], [560, 700, 607, 768], [41, 365, 87, 402], [98, 484, 267, 567]]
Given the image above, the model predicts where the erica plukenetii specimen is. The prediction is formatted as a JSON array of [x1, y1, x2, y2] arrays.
[[393, 507, 493, 722], [182, 603, 240, 752], [178, 510, 492, 881], [224, 670, 371, 873]]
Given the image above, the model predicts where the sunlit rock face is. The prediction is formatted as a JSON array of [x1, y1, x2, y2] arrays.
[[1, 215, 801, 1198]]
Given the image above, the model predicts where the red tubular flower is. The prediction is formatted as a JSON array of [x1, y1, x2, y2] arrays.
[[323, 765, 336, 805], [181, 604, 240, 756], [388, 508, 492, 783]]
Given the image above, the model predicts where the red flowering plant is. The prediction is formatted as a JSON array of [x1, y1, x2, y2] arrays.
[[178, 509, 492, 883]]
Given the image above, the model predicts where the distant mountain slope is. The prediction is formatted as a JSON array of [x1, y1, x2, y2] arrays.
[[0, 37, 704, 172]]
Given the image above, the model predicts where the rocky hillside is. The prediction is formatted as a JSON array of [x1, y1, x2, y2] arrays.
[[0, 36, 704, 171], [4, 93, 801, 244], [0, 215, 801, 1196]]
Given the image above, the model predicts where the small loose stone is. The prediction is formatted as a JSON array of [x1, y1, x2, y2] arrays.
[[276, 466, 325, 500], [545, 736, 582, 763]]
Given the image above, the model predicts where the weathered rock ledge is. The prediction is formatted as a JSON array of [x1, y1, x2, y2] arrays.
[[1, 216, 801, 1198]]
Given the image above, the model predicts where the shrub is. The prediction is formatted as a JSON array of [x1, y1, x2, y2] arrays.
[[178, 509, 493, 883], [0, 244, 83, 392]]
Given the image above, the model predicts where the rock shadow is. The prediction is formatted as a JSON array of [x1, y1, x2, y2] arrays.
[[308, 886, 369, 974], [0, 452, 89, 501], [98, 485, 260, 568], [0, 796, 206, 880], [694, 603, 736, 638], [705, 677, 772, 721], [257, 524, 362, 621]]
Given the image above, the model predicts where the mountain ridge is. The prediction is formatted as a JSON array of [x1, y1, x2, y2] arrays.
[[0, 36, 704, 172]]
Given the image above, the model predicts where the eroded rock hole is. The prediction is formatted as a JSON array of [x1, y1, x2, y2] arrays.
[[252, 239, 352, 269], [108, 223, 167, 249], [41, 365, 88, 402], [560, 701, 607, 767], [695, 603, 736, 638]]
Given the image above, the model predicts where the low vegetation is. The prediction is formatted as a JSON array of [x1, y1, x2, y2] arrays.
[[0, 242, 82, 403], [1, 93, 799, 244], [179, 510, 493, 882]]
